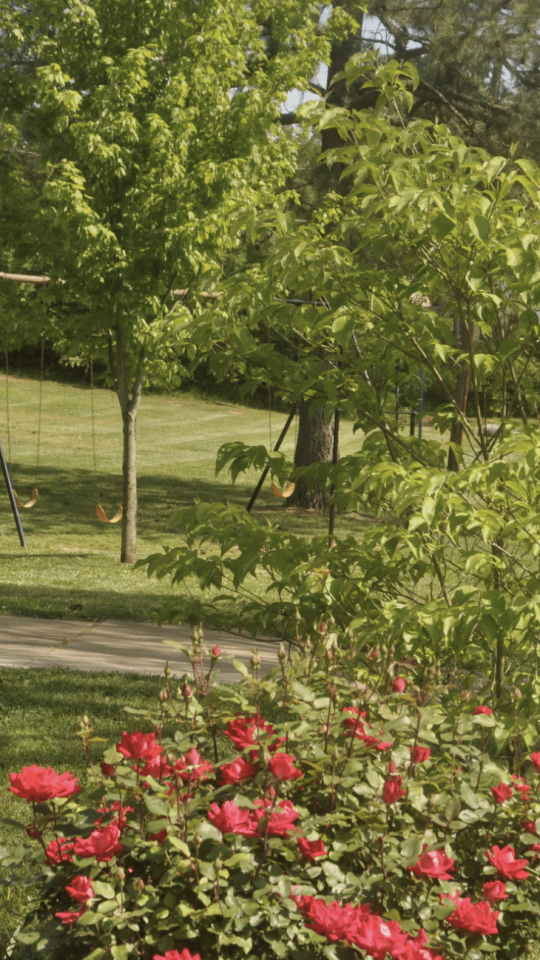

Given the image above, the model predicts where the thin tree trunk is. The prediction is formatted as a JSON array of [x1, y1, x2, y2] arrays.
[[111, 327, 146, 564], [447, 319, 472, 473]]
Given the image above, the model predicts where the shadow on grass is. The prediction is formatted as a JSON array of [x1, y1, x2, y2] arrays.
[[0, 462, 338, 542]]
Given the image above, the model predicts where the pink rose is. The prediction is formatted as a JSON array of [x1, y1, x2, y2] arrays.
[[174, 748, 213, 784], [486, 845, 529, 880], [268, 753, 303, 781], [73, 823, 125, 862], [116, 731, 162, 761], [483, 881, 509, 901], [218, 756, 259, 784], [253, 798, 298, 836], [9, 765, 80, 802], [55, 906, 86, 925], [153, 951, 202, 960], [392, 677, 407, 693], [44, 837, 75, 864], [65, 876, 94, 903], [447, 898, 499, 935], [410, 847, 455, 881], [207, 801, 259, 836], [223, 714, 285, 752], [511, 774, 531, 798], [211, 645, 222, 657]]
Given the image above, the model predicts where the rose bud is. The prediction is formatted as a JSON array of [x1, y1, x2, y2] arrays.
[[181, 683, 192, 700], [392, 677, 407, 693], [211, 645, 222, 658], [369, 648, 379, 660]]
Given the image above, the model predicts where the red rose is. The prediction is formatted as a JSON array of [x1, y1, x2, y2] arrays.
[[410, 847, 455, 880], [9, 765, 80, 802], [153, 951, 201, 960], [350, 914, 409, 960], [492, 782, 512, 803], [211, 645, 222, 658], [254, 798, 298, 836], [447, 897, 499, 935], [411, 745, 431, 763], [218, 756, 259, 784], [297, 838, 327, 861], [140, 755, 173, 781], [486, 844, 529, 880], [268, 753, 303, 781], [511, 774, 531, 798], [207, 801, 259, 836], [96, 801, 134, 832], [398, 929, 445, 960], [55, 906, 86, 925], [44, 837, 75, 864], [382, 776, 406, 804], [392, 676, 407, 693], [148, 828, 168, 842], [483, 881, 509, 901], [293, 896, 370, 942], [342, 707, 392, 751], [174, 748, 213, 784], [65, 876, 94, 903], [73, 823, 125, 862], [100, 762, 116, 777], [223, 714, 285, 752], [116, 731, 162, 761], [531, 752, 540, 773], [472, 705, 493, 716]]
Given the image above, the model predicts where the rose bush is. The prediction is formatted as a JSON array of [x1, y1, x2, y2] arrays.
[[3, 638, 540, 960]]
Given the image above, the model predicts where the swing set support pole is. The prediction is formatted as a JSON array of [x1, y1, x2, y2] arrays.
[[328, 407, 341, 547], [0, 437, 26, 547], [246, 406, 296, 513]]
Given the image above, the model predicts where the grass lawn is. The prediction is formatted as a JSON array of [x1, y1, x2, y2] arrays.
[[0, 373, 363, 622]]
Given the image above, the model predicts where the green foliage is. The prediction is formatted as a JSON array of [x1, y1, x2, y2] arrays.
[[5, 642, 540, 959], [149, 54, 540, 694]]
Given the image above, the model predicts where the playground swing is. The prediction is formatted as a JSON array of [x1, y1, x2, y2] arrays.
[[90, 357, 123, 524], [4, 339, 43, 510]]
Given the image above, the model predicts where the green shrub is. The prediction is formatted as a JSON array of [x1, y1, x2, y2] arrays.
[[4, 638, 540, 960]]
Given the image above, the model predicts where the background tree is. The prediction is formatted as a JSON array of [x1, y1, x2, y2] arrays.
[[279, 0, 540, 493], [0, 0, 349, 562]]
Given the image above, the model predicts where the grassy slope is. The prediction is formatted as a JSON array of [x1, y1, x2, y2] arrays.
[[0, 374, 362, 621]]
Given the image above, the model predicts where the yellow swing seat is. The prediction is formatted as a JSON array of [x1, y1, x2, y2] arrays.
[[95, 503, 123, 524], [13, 488, 39, 509], [270, 481, 296, 499]]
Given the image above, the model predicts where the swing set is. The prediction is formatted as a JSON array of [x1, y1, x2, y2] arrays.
[[0, 270, 123, 545]]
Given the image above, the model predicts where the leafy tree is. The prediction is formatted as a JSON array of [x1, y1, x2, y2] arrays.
[[278, 1, 540, 495], [0, 0, 348, 561], [148, 57, 540, 699]]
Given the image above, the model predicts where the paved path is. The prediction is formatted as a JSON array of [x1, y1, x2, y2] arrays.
[[0, 615, 279, 682]]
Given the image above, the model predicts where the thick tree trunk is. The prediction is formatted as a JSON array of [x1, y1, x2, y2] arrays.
[[111, 328, 145, 564], [289, 3, 363, 481], [288, 401, 336, 509]]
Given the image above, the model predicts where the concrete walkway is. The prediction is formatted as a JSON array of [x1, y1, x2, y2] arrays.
[[0, 615, 279, 682]]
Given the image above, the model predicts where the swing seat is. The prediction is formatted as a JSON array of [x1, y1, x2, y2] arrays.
[[95, 503, 123, 524], [270, 481, 296, 499], [13, 488, 39, 509]]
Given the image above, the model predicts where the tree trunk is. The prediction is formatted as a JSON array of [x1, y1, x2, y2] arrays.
[[447, 319, 472, 473], [111, 328, 145, 564], [288, 401, 336, 509]]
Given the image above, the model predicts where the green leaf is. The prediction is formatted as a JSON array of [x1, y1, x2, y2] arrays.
[[468, 214, 490, 243], [460, 781, 481, 809]]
